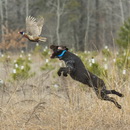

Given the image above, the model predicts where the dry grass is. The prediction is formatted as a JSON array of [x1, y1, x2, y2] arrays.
[[0, 53, 130, 130]]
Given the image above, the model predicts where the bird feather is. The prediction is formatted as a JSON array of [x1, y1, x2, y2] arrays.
[[26, 16, 44, 37]]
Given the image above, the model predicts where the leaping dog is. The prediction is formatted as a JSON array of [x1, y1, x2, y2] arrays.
[[50, 45, 124, 109]]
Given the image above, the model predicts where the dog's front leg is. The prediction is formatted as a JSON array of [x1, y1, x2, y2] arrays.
[[58, 60, 75, 77], [57, 67, 68, 77]]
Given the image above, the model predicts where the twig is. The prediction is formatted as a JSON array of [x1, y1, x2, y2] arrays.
[[25, 101, 46, 125]]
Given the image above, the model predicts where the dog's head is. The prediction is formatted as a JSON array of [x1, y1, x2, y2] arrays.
[[50, 45, 68, 58]]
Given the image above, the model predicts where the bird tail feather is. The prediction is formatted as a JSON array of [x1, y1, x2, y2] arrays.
[[39, 37, 47, 42]]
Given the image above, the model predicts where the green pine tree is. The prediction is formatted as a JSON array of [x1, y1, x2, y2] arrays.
[[116, 18, 130, 49]]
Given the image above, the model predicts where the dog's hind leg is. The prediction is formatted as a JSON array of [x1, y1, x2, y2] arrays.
[[105, 90, 124, 97], [101, 95, 122, 109], [100, 90, 122, 109], [95, 88, 122, 109]]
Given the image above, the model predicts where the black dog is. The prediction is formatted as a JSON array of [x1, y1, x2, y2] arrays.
[[50, 45, 124, 109]]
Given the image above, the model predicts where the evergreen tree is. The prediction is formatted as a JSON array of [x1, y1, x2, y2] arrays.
[[116, 18, 130, 49]]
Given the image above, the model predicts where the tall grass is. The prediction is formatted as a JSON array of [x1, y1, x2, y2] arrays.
[[0, 50, 129, 130]]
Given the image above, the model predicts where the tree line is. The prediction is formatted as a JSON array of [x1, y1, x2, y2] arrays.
[[0, 0, 130, 51]]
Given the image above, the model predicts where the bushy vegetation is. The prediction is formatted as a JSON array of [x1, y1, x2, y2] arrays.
[[1, 45, 129, 81], [116, 18, 130, 49], [115, 50, 130, 69], [11, 54, 35, 81], [40, 61, 55, 71], [102, 46, 112, 58]]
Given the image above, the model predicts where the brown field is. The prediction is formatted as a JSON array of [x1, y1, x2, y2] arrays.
[[0, 53, 129, 130]]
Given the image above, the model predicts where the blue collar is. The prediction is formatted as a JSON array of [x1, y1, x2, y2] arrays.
[[57, 50, 67, 58]]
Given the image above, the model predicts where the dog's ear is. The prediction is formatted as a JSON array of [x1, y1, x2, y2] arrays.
[[50, 45, 54, 49], [50, 45, 58, 49], [63, 46, 69, 51], [65, 47, 69, 51]]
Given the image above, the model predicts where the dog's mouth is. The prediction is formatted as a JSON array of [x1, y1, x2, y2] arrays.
[[50, 48, 62, 59], [50, 50, 55, 58], [50, 45, 59, 58], [50, 45, 56, 58]]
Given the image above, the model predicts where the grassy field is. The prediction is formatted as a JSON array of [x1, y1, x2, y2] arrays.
[[0, 49, 129, 130]]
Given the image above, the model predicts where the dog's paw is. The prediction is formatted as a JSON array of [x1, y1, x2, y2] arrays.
[[120, 94, 124, 97], [63, 72, 68, 77], [57, 71, 61, 76]]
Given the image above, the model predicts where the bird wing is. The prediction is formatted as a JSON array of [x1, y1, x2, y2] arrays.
[[37, 17, 44, 36], [26, 16, 44, 36]]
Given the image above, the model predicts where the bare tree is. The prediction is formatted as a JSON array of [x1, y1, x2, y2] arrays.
[[119, 0, 124, 24], [1, 0, 130, 51], [49, 0, 67, 45], [0, 0, 4, 43], [84, 0, 90, 50], [56, 0, 60, 45], [95, 0, 100, 50], [5, 0, 8, 33], [26, 0, 29, 17]]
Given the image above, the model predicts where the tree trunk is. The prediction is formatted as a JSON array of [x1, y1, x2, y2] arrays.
[[26, 0, 29, 17], [0, 0, 5, 43], [78, 16, 85, 51], [95, 0, 100, 50], [72, 24, 78, 51], [77, 0, 86, 51], [84, 0, 90, 51], [5, 0, 8, 33], [119, 0, 124, 24], [56, 0, 60, 45]]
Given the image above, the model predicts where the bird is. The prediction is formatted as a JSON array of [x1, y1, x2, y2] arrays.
[[19, 16, 47, 42]]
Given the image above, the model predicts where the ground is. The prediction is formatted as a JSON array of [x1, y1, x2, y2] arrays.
[[0, 52, 129, 130]]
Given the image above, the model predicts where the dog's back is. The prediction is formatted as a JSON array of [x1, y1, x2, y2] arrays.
[[61, 51, 100, 87]]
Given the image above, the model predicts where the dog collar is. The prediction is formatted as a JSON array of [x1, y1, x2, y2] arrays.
[[57, 50, 67, 58]]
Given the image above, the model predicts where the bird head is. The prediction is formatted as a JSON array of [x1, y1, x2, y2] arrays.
[[18, 32, 25, 35]]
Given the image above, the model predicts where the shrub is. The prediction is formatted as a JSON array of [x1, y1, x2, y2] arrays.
[[87, 62, 108, 78], [11, 56, 35, 81], [40, 62, 54, 71], [33, 44, 43, 54], [115, 51, 130, 69], [116, 18, 130, 49], [41, 47, 50, 57], [102, 46, 111, 58]]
